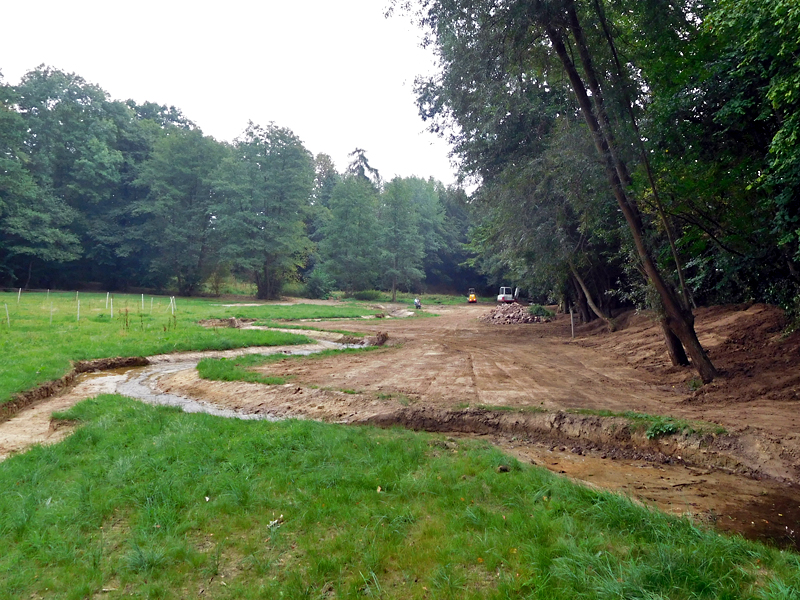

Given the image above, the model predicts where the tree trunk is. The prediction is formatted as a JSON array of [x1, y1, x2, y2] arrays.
[[659, 318, 690, 366], [255, 269, 268, 300], [569, 262, 614, 331], [547, 19, 717, 383], [571, 274, 591, 323]]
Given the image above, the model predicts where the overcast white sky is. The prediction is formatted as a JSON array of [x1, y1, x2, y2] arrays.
[[1, 0, 457, 184]]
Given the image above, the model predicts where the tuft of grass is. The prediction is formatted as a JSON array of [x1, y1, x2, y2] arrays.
[[568, 408, 727, 436], [0, 395, 797, 599], [197, 346, 383, 386], [197, 354, 289, 385], [688, 377, 703, 391], [645, 420, 680, 439], [376, 392, 413, 406]]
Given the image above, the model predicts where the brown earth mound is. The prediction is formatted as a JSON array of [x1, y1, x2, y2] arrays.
[[479, 303, 551, 324]]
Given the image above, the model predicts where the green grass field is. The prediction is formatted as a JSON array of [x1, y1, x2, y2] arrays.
[[0, 291, 381, 407], [1, 395, 798, 599]]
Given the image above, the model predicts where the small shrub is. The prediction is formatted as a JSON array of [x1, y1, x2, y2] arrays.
[[305, 269, 335, 299], [207, 263, 231, 297], [350, 290, 382, 301], [646, 420, 680, 439], [528, 304, 555, 317]]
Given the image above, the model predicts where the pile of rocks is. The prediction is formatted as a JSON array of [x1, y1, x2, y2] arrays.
[[479, 303, 548, 324]]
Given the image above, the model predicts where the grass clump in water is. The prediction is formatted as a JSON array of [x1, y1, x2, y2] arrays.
[[197, 346, 382, 385], [197, 354, 289, 385]]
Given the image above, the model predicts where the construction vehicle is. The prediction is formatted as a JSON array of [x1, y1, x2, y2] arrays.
[[468, 288, 477, 303], [496, 287, 514, 303]]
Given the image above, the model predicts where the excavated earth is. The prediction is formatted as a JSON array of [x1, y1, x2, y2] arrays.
[[2, 301, 800, 549]]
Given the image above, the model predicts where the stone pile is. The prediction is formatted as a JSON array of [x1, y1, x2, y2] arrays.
[[479, 303, 549, 324]]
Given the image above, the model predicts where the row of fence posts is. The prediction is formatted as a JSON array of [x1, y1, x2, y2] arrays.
[[3, 290, 177, 327]]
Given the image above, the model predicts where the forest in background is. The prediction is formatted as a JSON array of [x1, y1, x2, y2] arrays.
[[2, 0, 799, 333], [0, 66, 482, 300]]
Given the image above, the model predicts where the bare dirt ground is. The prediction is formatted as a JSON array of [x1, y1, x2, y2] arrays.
[[3, 301, 800, 548]]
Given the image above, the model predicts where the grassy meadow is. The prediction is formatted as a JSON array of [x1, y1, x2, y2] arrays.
[[0, 291, 380, 407], [1, 395, 799, 599]]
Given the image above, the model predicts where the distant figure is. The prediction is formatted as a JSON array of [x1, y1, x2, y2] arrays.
[[514, 287, 520, 301], [414, 297, 421, 310]]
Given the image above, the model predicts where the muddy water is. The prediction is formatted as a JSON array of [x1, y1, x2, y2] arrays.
[[85, 340, 353, 419], [490, 437, 800, 551], [3, 346, 800, 550], [0, 342, 342, 460], [96, 364, 277, 421]]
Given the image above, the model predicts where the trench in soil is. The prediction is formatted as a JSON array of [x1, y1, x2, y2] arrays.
[[2, 344, 799, 552]]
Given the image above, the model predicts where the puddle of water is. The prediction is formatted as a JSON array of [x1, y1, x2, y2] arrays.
[[722, 489, 800, 551], [493, 438, 800, 551]]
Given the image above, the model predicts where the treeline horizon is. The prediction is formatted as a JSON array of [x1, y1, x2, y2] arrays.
[[0, 66, 486, 300]]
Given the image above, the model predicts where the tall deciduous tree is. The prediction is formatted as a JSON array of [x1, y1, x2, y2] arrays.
[[0, 76, 80, 286], [706, 0, 800, 278], [214, 123, 314, 300], [318, 175, 380, 292], [133, 127, 227, 294], [379, 178, 425, 300]]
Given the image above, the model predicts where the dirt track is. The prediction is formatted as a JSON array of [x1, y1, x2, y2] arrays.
[[3, 301, 800, 548]]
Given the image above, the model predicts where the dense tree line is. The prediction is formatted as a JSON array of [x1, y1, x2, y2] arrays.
[[394, 0, 800, 382], [0, 66, 484, 299]]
